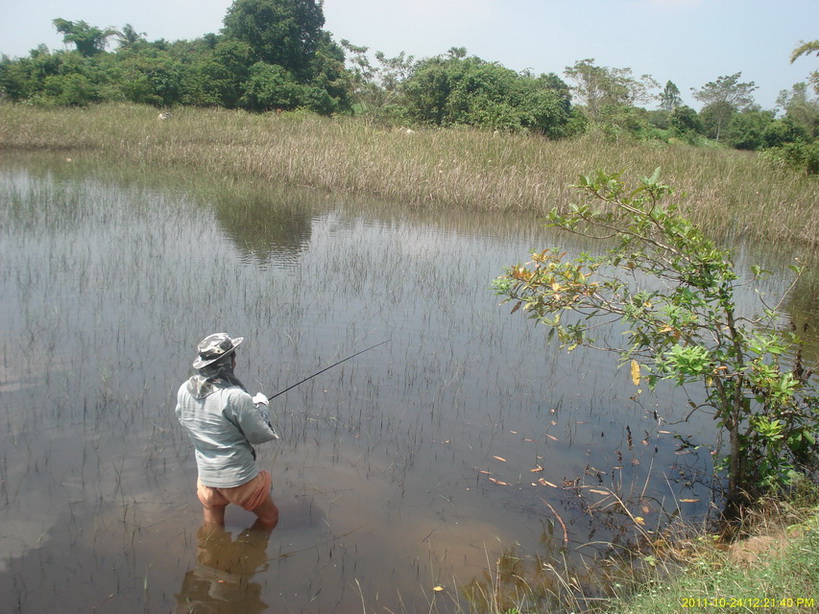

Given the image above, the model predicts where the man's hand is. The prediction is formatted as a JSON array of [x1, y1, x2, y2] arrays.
[[253, 392, 280, 440], [252, 392, 269, 406]]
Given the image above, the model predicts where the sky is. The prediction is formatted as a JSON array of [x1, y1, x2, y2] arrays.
[[1, 0, 817, 110]]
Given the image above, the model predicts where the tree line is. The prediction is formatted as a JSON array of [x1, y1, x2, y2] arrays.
[[1, 0, 817, 172]]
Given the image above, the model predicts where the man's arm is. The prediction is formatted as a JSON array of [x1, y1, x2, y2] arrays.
[[232, 391, 280, 444]]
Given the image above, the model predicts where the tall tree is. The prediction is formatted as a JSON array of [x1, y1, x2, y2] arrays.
[[564, 58, 657, 121], [791, 39, 819, 95], [776, 82, 819, 139], [691, 72, 757, 141], [659, 80, 682, 111], [115, 24, 147, 50], [221, 0, 325, 79], [53, 19, 118, 57]]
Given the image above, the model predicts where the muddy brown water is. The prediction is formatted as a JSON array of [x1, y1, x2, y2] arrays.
[[1, 154, 816, 613]]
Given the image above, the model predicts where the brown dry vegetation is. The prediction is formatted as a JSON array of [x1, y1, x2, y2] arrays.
[[1, 103, 817, 245]]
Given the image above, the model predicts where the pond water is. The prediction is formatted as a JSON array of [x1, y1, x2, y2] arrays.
[[1, 154, 816, 613]]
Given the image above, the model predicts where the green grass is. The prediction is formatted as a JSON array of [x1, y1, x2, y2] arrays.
[[1, 102, 817, 245], [604, 499, 819, 614], [455, 496, 819, 614]]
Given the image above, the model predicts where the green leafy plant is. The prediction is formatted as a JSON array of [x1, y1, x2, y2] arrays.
[[494, 169, 818, 510]]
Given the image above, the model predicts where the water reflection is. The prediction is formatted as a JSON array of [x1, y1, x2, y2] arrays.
[[176, 523, 273, 614], [212, 188, 314, 268]]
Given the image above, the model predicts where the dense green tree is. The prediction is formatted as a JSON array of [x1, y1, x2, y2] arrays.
[[240, 61, 304, 110], [53, 19, 118, 57], [196, 39, 255, 107], [669, 105, 702, 139], [43, 72, 100, 105], [0, 47, 116, 105], [402, 53, 572, 136], [0, 53, 35, 100], [763, 116, 810, 148], [645, 109, 670, 131], [691, 72, 757, 141], [117, 46, 185, 106], [724, 109, 774, 150], [402, 55, 454, 126], [222, 0, 324, 79], [0, 1, 350, 114], [307, 31, 352, 112]]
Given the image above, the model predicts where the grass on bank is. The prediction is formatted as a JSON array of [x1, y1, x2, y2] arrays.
[[601, 495, 819, 614], [1, 102, 817, 245], [460, 494, 819, 614]]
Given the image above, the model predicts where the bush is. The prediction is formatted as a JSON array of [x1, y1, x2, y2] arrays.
[[495, 169, 819, 510], [763, 141, 819, 175]]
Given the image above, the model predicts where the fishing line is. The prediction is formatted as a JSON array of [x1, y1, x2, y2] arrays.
[[267, 339, 389, 400]]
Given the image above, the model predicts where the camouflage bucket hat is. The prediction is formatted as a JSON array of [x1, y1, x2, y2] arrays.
[[192, 333, 244, 369]]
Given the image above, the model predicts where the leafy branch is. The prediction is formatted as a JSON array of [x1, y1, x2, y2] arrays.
[[494, 169, 818, 509]]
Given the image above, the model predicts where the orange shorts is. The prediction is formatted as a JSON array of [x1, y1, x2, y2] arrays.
[[197, 470, 272, 512]]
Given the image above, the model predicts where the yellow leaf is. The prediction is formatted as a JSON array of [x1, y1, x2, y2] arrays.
[[630, 360, 641, 386]]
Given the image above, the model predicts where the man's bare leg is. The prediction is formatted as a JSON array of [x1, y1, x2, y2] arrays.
[[251, 494, 279, 530], [202, 504, 227, 526]]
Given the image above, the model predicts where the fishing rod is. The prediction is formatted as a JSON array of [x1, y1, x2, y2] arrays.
[[267, 340, 388, 400]]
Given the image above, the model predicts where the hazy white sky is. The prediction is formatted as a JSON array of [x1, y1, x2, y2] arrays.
[[1, 0, 816, 109]]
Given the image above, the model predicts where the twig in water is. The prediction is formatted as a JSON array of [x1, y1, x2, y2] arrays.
[[540, 498, 569, 546]]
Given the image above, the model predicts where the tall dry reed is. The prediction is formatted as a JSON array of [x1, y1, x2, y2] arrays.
[[1, 103, 817, 244]]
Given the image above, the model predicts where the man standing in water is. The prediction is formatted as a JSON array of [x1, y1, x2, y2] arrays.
[[176, 333, 280, 530]]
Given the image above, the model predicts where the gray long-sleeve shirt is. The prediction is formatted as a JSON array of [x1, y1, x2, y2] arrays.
[[176, 383, 278, 488]]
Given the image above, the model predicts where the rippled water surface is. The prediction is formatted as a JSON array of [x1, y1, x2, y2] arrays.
[[1, 154, 816, 613]]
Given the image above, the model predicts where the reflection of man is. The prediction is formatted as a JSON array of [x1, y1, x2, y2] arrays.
[[176, 333, 280, 529], [175, 523, 272, 614]]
